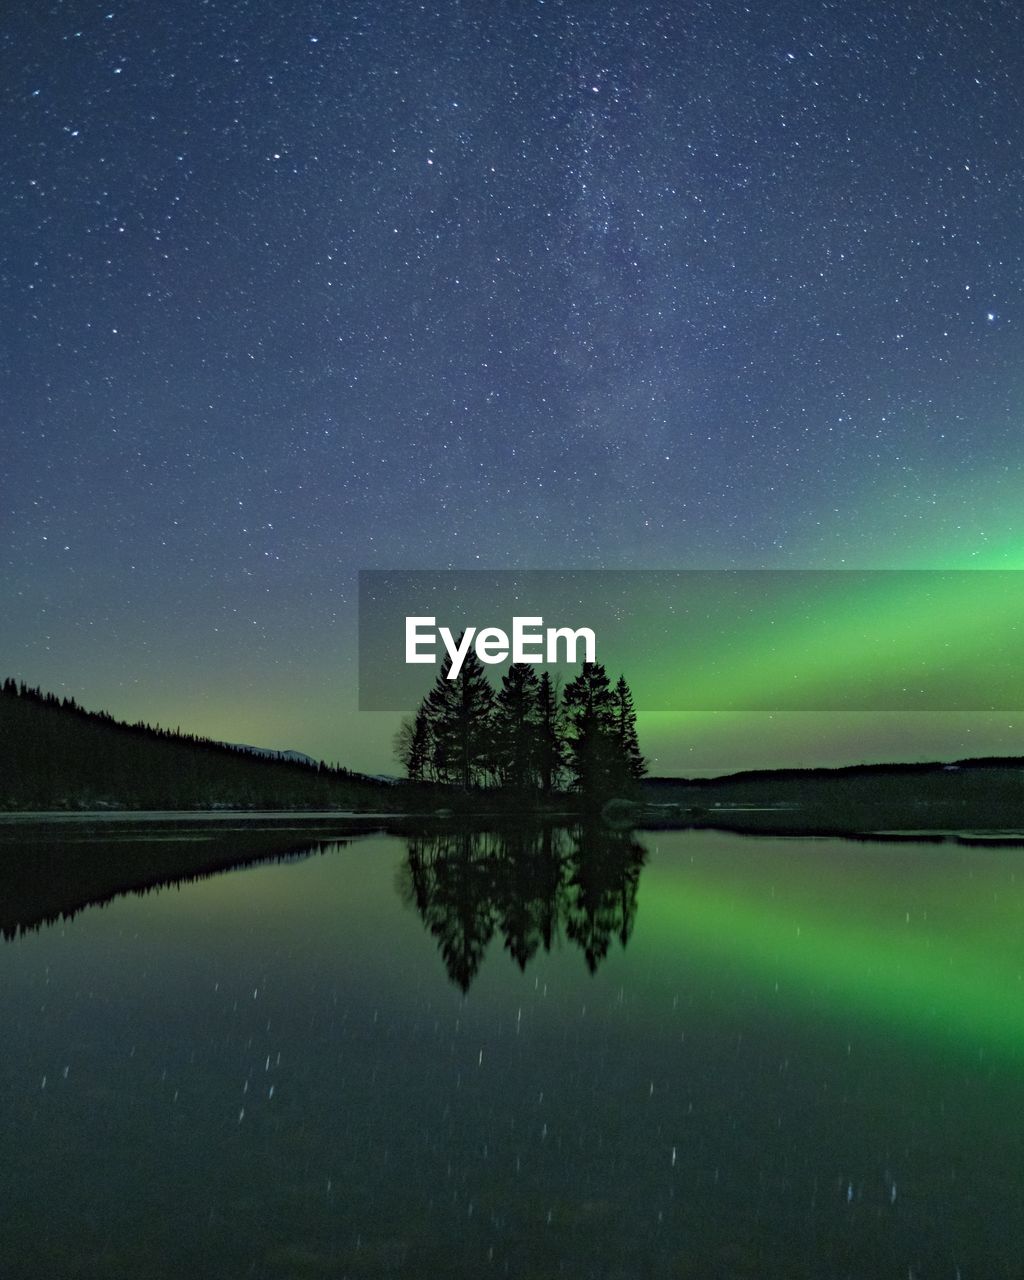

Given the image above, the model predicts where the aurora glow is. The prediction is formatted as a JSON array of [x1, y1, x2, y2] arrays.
[[625, 569, 1024, 767]]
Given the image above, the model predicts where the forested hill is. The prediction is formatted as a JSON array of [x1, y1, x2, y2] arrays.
[[0, 680, 396, 811], [643, 758, 1024, 833]]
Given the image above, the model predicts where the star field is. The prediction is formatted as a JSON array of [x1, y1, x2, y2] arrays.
[[4, 0, 1024, 771]]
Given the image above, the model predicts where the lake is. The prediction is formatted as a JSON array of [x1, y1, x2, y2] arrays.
[[1, 819, 1022, 1278]]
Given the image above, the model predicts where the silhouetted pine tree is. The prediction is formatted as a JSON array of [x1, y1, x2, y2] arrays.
[[494, 663, 540, 789], [424, 639, 495, 788], [612, 674, 646, 787], [535, 671, 566, 795], [562, 662, 621, 803], [393, 707, 432, 781]]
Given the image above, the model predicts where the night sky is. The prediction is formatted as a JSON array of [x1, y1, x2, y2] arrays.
[[4, 0, 1024, 775]]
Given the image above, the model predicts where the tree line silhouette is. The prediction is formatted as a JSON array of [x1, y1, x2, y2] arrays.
[[394, 649, 646, 804], [399, 824, 648, 991], [0, 679, 392, 810]]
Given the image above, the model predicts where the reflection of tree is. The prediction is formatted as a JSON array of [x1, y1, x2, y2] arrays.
[[400, 825, 647, 991], [564, 822, 645, 973], [496, 825, 566, 973], [404, 832, 498, 992]]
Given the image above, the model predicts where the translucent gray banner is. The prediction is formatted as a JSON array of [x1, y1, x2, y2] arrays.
[[358, 569, 1024, 712]]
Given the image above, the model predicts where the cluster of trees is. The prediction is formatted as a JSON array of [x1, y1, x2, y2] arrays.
[[394, 649, 645, 802], [0, 679, 390, 811]]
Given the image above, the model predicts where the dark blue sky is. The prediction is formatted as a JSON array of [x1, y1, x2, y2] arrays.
[[4, 0, 1024, 771]]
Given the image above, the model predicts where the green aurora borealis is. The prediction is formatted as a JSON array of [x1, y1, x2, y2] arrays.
[[630, 568, 1024, 773]]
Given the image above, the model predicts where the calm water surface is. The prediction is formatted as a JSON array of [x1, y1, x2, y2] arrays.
[[1, 824, 1023, 1278]]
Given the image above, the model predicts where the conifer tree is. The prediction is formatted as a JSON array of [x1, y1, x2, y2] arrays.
[[424, 636, 495, 788], [535, 670, 566, 794], [394, 706, 432, 781], [562, 662, 619, 802], [612, 674, 646, 785], [494, 663, 541, 789]]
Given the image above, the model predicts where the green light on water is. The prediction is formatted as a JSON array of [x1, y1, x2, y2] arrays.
[[636, 837, 1024, 1059]]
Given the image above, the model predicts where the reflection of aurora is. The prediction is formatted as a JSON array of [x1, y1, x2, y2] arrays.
[[398, 825, 646, 991], [636, 833, 1024, 1060]]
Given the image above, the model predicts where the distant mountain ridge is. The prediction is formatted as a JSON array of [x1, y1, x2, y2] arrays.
[[221, 742, 318, 767]]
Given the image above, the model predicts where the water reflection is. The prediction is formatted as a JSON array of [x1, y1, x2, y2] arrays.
[[399, 823, 647, 990], [4, 823, 1024, 1276], [0, 819, 384, 940]]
